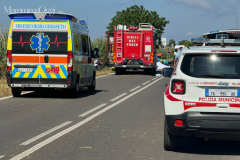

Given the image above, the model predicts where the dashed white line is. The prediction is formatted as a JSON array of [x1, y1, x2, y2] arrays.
[[79, 103, 107, 117], [0, 155, 5, 159], [129, 86, 141, 92], [142, 81, 150, 85], [152, 77, 158, 80], [20, 121, 72, 146], [110, 93, 127, 101], [96, 73, 114, 79], [0, 91, 33, 101], [10, 76, 164, 160]]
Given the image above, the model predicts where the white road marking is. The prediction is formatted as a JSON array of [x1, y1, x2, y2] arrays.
[[0, 95, 13, 101], [0, 91, 33, 101], [20, 121, 72, 146], [129, 86, 141, 92], [142, 81, 150, 85], [10, 77, 164, 160], [96, 75, 107, 78], [0, 155, 5, 159], [109, 93, 127, 101], [152, 77, 158, 80], [79, 103, 107, 117], [96, 73, 114, 79]]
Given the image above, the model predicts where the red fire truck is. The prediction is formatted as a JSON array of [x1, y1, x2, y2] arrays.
[[107, 23, 159, 74]]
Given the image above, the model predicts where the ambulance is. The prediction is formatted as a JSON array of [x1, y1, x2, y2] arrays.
[[6, 13, 99, 97], [163, 35, 240, 151]]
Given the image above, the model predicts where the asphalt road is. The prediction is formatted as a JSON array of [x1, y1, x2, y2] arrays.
[[0, 70, 240, 160]]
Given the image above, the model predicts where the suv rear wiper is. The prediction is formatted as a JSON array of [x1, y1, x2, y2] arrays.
[[201, 74, 225, 78]]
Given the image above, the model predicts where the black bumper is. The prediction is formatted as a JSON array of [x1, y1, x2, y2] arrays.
[[166, 112, 240, 139], [8, 71, 77, 89], [114, 65, 154, 69]]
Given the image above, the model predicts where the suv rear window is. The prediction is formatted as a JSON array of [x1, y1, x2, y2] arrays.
[[181, 54, 240, 79]]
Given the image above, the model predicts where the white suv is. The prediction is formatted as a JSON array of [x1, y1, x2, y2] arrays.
[[163, 40, 240, 151]]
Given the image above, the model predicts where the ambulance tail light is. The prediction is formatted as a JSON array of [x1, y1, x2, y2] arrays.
[[7, 50, 12, 71], [171, 80, 185, 94], [67, 51, 73, 71]]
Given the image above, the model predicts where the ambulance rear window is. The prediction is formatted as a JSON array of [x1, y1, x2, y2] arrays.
[[181, 54, 240, 79], [12, 31, 68, 54]]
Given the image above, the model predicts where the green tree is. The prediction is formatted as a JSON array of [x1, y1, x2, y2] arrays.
[[178, 40, 187, 45], [184, 40, 192, 47], [106, 5, 169, 37], [168, 39, 176, 47]]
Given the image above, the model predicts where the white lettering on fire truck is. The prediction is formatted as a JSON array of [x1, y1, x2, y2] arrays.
[[126, 36, 139, 47]]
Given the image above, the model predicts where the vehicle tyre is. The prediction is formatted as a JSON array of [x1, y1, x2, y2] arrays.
[[87, 75, 96, 92], [151, 68, 156, 75], [70, 79, 79, 98], [115, 68, 121, 75], [12, 88, 22, 97], [164, 120, 179, 151], [144, 68, 151, 74]]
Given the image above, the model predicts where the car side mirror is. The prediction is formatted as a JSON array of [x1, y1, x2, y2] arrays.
[[163, 68, 174, 77], [93, 48, 99, 58]]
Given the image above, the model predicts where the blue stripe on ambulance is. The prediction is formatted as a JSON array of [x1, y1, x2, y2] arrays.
[[60, 65, 67, 78]]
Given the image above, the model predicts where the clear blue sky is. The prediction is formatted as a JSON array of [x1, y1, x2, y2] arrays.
[[1, 0, 240, 44]]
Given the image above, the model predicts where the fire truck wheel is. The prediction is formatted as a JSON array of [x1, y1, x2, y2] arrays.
[[87, 75, 96, 92], [152, 68, 156, 74], [115, 68, 122, 75], [164, 120, 179, 151], [12, 88, 22, 97]]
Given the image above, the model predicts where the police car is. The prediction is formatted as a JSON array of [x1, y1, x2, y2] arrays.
[[163, 31, 240, 151]]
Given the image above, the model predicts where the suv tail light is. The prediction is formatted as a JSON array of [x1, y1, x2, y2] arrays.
[[7, 50, 12, 71], [67, 51, 73, 71], [172, 80, 185, 94]]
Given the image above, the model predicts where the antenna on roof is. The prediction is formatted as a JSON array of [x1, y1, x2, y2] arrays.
[[87, 15, 88, 26], [237, 17, 238, 30]]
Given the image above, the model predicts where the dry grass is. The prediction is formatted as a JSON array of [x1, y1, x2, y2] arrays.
[[96, 67, 113, 77], [0, 78, 11, 97]]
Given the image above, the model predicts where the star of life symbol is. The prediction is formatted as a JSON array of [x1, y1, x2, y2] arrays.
[[30, 33, 50, 53]]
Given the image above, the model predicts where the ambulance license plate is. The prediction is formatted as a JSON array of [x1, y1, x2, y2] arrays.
[[17, 68, 33, 72], [206, 89, 238, 97]]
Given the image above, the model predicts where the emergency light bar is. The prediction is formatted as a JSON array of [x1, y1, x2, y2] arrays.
[[192, 39, 210, 43], [210, 30, 219, 34], [128, 26, 139, 30], [8, 13, 77, 21], [9, 13, 36, 19], [191, 38, 240, 44], [79, 19, 86, 24], [45, 14, 73, 20]]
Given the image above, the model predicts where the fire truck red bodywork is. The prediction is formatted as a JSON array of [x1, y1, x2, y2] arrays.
[[108, 23, 157, 74]]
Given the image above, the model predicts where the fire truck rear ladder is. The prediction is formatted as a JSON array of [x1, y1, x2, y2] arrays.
[[117, 25, 123, 62]]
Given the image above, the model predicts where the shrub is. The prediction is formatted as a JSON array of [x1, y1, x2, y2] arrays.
[[0, 22, 8, 78], [91, 36, 109, 66]]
